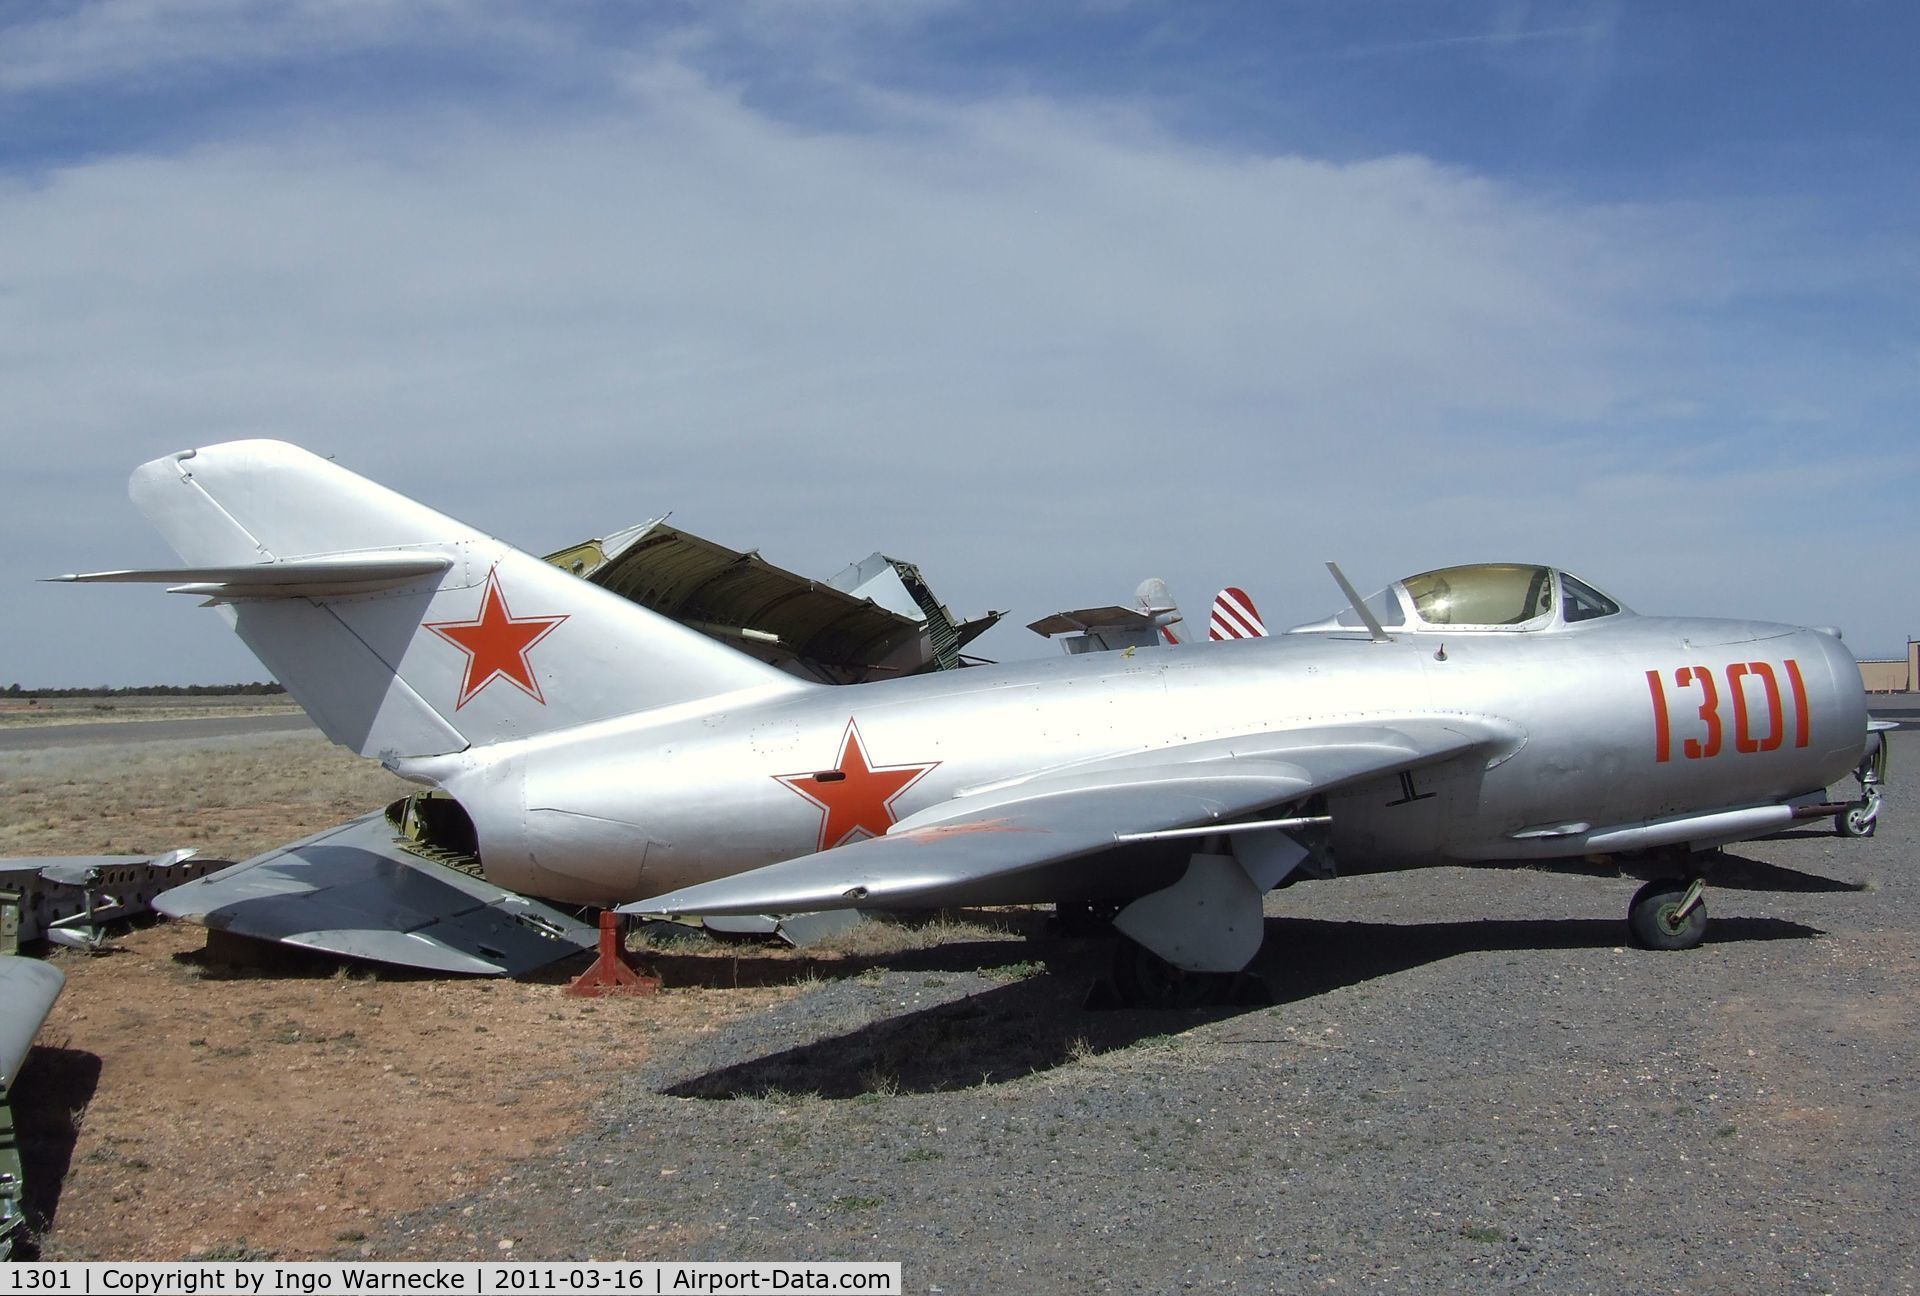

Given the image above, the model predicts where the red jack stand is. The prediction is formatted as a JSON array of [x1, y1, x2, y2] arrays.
[[565, 910, 662, 997]]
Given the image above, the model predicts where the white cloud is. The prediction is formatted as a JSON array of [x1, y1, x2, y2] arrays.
[[1, 34, 1912, 685], [0, 0, 596, 95]]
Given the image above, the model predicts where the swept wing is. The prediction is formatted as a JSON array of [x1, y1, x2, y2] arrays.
[[624, 720, 1505, 918]]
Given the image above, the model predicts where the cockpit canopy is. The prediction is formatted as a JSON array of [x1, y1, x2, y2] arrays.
[[1288, 564, 1629, 635]]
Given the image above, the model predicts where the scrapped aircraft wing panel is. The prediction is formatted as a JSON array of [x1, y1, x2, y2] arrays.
[[623, 719, 1505, 919], [155, 813, 596, 976], [0, 956, 65, 1092], [1026, 605, 1155, 638]]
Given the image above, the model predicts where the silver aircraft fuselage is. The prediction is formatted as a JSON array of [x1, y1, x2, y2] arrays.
[[73, 441, 1884, 986], [410, 613, 1866, 906]]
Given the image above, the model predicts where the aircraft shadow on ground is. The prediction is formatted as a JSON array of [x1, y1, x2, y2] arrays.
[[1707, 851, 1871, 893], [661, 912, 1822, 1100], [617, 936, 1094, 992], [165, 908, 1060, 988], [12, 1045, 101, 1257], [169, 930, 447, 982], [165, 929, 1073, 991]]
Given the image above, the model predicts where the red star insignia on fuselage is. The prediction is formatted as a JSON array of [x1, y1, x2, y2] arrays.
[[425, 569, 568, 709], [776, 721, 940, 852]]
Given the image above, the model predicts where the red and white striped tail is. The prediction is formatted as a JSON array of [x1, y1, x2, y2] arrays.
[[1208, 587, 1268, 640]]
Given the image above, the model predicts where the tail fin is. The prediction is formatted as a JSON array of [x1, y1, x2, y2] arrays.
[[92, 440, 809, 759], [1207, 587, 1268, 640], [1134, 577, 1184, 646]]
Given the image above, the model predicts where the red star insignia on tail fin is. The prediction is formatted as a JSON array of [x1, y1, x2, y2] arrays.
[[425, 569, 568, 709], [776, 721, 940, 852]]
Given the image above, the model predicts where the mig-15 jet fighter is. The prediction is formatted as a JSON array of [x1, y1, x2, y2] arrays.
[[61, 441, 1886, 1005]]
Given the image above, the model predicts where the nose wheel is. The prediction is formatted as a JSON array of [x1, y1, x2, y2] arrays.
[[1627, 878, 1709, 951], [1836, 786, 1880, 838], [1836, 730, 1887, 838]]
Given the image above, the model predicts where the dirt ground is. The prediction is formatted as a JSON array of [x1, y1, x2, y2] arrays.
[[25, 928, 801, 1260], [0, 729, 405, 860], [11, 723, 1915, 1289], [7, 730, 806, 1260]]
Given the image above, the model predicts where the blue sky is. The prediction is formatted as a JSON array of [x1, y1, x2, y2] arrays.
[[3, 0, 1916, 685]]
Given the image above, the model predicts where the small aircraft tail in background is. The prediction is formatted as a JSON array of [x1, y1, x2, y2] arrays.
[[1138, 577, 1184, 646], [1208, 586, 1268, 641]]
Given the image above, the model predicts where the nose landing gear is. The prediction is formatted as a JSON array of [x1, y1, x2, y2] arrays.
[[1837, 792, 1881, 839], [1836, 728, 1889, 838]]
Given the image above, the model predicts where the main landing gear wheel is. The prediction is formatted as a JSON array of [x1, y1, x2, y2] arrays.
[[1627, 878, 1709, 951], [1050, 901, 1122, 937], [1108, 937, 1234, 1009]]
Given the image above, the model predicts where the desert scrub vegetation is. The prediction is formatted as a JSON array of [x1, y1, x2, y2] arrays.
[[808, 908, 1036, 958], [0, 733, 409, 859]]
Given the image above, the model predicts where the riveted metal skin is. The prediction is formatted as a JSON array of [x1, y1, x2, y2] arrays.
[[430, 607, 1864, 908]]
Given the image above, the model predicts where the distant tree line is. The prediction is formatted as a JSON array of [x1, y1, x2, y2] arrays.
[[3, 682, 286, 698]]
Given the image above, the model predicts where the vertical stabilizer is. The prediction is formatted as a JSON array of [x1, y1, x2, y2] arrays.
[[1207, 587, 1268, 640], [122, 441, 810, 759]]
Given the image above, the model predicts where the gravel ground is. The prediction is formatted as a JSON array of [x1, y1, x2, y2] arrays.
[[342, 734, 1919, 1294]]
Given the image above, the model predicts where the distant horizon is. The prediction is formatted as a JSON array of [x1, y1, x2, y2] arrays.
[[8, 627, 1920, 696], [2, 681, 286, 696]]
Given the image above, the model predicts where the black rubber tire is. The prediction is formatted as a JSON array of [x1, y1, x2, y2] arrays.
[[1050, 901, 1122, 938], [1109, 937, 1232, 1009], [1836, 805, 1877, 838], [1627, 879, 1709, 951]]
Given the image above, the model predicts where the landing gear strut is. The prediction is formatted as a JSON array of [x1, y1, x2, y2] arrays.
[[1108, 937, 1237, 1009], [1836, 730, 1887, 838], [1050, 900, 1122, 937], [1627, 877, 1709, 951]]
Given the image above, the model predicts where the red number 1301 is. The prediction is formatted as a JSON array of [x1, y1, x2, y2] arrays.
[[1646, 659, 1810, 763]]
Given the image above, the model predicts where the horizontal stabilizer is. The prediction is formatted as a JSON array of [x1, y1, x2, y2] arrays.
[[92, 440, 811, 760], [0, 956, 65, 1091], [155, 813, 596, 976], [53, 553, 453, 600]]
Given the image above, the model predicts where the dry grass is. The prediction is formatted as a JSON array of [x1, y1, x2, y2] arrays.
[[0, 695, 303, 729], [808, 910, 1034, 957], [28, 923, 793, 1260], [0, 733, 409, 861], [0, 726, 1054, 1257], [0, 726, 802, 1260]]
